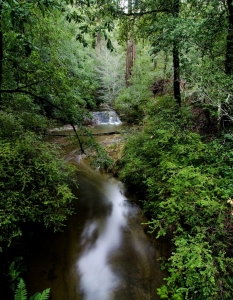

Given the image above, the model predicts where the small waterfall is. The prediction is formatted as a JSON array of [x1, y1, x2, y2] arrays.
[[90, 111, 122, 125]]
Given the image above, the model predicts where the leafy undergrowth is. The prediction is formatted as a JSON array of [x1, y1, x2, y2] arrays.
[[117, 96, 233, 299]]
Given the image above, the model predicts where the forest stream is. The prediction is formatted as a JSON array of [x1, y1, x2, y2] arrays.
[[26, 111, 168, 300]]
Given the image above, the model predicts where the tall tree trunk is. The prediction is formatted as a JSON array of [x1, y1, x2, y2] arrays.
[[126, 0, 133, 87], [132, 42, 136, 68], [172, 0, 181, 105], [97, 32, 101, 55], [173, 42, 181, 105], [125, 0, 137, 87], [0, 2, 3, 105], [128, 0, 132, 14], [126, 37, 136, 86], [126, 36, 131, 87], [225, 0, 233, 75]]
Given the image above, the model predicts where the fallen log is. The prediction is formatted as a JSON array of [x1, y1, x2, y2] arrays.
[[45, 131, 120, 137]]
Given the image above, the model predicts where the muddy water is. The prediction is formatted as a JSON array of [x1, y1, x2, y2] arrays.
[[27, 124, 168, 300]]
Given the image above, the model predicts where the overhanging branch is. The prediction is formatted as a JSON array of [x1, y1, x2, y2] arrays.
[[0, 88, 85, 154]]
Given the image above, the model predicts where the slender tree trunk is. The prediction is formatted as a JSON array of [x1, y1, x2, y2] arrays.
[[96, 18, 101, 55], [126, 35, 131, 87], [126, 38, 136, 87], [172, 0, 181, 105], [0, 2, 3, 105], [173, 42, 181, 105], [225, 0, 233, 75], [70, 123, 85, 154], [97, 32, 101, 55], [128, 0, 132, 14], [126, 0, 134, 87], [219, 0, 233, 128], [132, 42, 136, 68]]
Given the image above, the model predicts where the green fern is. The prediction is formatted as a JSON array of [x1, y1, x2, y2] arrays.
[[29, 289, 50, 300], [14, 279, 27, 300], [39, 289, 50, 300], [14, 279, 50, 300], [9, 257, 27, 292]]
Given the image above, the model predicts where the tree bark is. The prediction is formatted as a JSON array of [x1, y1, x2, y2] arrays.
[[70, 122, 85, 154], [126, 35, 131, 87], [132, 42, 136, 69], [126, 37, 136, 87], [126, 0, 133, 87], [0, 2, 3, 105], [97, 32, 101, 55], [173, 42, 181, 105], [225, 0, 233, 75], [172, 0, 181, 105]]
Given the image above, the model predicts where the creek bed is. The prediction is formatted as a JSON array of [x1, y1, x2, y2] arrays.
[[27, 121, 168, 300]]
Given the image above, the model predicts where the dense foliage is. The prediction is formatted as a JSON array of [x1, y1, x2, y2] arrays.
[[1, 0, 233, 298], [107, 1, 233, 296], [114, 45, 156, 123], [0, 0, 112, 297], [118, 96, 233, 299], [95, 42, 125, 104], [0, 114, 76, 247], [0, 0, 114, 249]]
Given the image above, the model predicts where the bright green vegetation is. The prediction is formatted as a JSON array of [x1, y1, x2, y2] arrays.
[[1, 0, 233, 299], [0, 116, 76, 246], [0, 0, 115, 249], [8, 258, 50, 300], [114, 45, 156, 123], [95, 1, 233, 296], [109, 1, 233, 297], [14, 279, 50, 300], [0, 1, 93, 248], [118, 96, 233, 299], [0, 0, 113, 297]]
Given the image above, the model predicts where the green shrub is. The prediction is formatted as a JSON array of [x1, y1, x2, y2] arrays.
[[119, 96, 233, 299], [0, 116, 75, 248]]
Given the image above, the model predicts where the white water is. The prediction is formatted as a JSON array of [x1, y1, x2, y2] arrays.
[[90, 111, 122, 125], [27, 120, 168, 300], [77, 180, 136, 300]]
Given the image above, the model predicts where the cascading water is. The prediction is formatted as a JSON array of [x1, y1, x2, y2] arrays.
[[90, 111, 122, 125]]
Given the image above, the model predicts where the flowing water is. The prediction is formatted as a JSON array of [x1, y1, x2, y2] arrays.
[[27, 112, 168, 300], [90, 111, 122, 125]]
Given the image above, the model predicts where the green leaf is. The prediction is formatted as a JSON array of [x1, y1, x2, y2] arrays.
[[14, 279, 27, 300]]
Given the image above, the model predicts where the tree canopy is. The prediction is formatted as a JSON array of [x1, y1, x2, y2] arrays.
[[1, 0, 233, 299]]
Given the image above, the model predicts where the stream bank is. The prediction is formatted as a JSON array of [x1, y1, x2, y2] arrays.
[[26, 113, 169, 300]]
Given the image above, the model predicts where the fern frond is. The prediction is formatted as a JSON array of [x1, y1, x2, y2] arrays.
[[29, 288, 50, 300], [39, 288, 50, 300], [29, 292, 40, 300], [14, 279, 27, 300]]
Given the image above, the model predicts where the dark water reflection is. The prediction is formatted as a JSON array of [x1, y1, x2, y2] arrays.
[[27, 128, 168, 300]]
